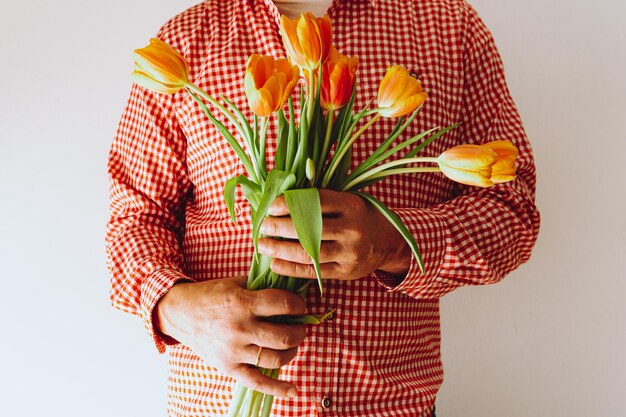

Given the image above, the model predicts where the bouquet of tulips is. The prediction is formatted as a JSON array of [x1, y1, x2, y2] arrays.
[[132, 11, 518, 417]]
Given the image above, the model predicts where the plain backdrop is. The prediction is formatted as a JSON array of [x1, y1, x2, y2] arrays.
[[1, 1, 624, 416]]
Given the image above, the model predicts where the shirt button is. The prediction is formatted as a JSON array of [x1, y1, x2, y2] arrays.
[[322, 397, 332, 409]]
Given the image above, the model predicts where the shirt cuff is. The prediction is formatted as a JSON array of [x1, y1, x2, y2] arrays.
[[372, 207, 450, 298], [140, 267, 194, 354]]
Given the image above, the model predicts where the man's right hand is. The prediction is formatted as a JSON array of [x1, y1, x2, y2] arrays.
[[154, 276, 307, 398]]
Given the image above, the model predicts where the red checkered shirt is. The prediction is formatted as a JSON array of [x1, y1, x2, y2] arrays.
[[106, 0, 540, 415]]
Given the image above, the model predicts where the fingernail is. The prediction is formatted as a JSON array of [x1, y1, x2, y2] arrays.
[[287, 387, 297, 398]]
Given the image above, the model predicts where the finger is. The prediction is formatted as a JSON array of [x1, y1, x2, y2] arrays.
[[268, 190, 353, 217], [260, 216, 298, 239], [267, 196, 289, 216], [318, 189, 361, 214], [248, 288, 307, 317], [261, 216, 345, 240], [229, 364, 298, 398], [243, 344, 299, 369], [259, 238, 342, 264], [250, 321, 307, 350], [269, 258, 344, 280]]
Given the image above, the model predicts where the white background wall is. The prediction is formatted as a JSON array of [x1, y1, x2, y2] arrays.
[[0, 0, 624, 416]]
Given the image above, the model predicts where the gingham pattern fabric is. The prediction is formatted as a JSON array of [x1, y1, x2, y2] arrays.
[[106, 0, 540, 415]]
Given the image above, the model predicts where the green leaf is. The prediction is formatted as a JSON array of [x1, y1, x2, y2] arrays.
[[219, 94, 254, 145], [224, 176, 239, 224], [403, 123, 460, 159], [283, 188, 324, 294], [327, 144, 352, 190], [188, 91, 257, 181], [252, 169, 296, 254], [223, 175, 262, 225], [352, 191, 424, 273]]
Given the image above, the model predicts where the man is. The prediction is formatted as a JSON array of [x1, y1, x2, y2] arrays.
[[106, 0, 540, 416]]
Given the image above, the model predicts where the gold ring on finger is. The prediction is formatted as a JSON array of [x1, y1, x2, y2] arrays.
[[255, 346, 263, 368]]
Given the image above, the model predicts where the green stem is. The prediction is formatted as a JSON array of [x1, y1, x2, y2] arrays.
[[186, 83, 252, 149], [259, 116, 269, 175], [341, 157, 439, 191], [249, 390, 262, 417], [285, 97, 296, 172], [227, 383, 247, 417], [260, 369, 281, 417], [307, 71, 315, 125], [316, 110, 334, 182], [186, 89, 259, 183], [322, 112, 382, 187], [238, 388, 254, 417]]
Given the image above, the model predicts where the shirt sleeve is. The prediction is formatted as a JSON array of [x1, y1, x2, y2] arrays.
[[373, 2, 541, 299], [106, 81, 193, 353]]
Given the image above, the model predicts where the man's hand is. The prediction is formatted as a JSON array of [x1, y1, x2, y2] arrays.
[[259, 189, 411, 280], [154, 276, 306, 398]]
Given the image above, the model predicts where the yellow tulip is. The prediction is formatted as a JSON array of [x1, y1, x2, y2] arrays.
[[132, 38, 189, 94], [437, 141, 518, 187], [244, 54, 300, 117], [377, 66, 428, 117], [482, 140, 518, 184], [280, 13, 332, 72], [320, 47, 358, 111]]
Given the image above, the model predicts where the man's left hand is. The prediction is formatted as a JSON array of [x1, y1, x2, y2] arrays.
[[259, 189, 411, 280]]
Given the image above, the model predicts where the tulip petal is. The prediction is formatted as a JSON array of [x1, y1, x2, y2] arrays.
[[481, 140, 518, 180], [132, 70, 183, 94], [438, 145, 497, 170], [379, 91, 427, 117], [439, 163, 494, 187], [377, 66, 405, 107], [316, 15, 333, 64], [297, 13, 322, 70], [491, 173, 517, 184], [280, 15, 306, 68], [133, 38, 189, 86]]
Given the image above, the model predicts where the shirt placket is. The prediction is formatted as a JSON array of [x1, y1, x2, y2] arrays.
[[250, 2, 347, 414]]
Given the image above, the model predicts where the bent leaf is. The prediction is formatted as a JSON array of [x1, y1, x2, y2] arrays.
[[224, 175, 261, 224], [352, 191, 424, 273], [252, 169, 296, 254], [284, 188, 324, 294]]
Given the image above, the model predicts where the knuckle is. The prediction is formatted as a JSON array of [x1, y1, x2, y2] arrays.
[[281, 333, 294, 349], [229, 289, 250, 311], [297, 249, 311, 264], [270, 352, 282, 369], [281, 294, 299, 314]]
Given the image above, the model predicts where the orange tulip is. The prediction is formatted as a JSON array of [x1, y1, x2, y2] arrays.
[[319, 47, 358, 111], [244, 54, 300, 117], [482, 140, 518, 184], [377, 66, 428, 117], [132, 38, 189, 94], [280, 13, 332, 72], [437, 141, 518, 187]]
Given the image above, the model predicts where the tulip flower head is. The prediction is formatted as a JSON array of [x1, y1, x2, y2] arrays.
[[280, 13, 332, 72], [244, 54, 300, 117], [437, 140, 518, 187], [132, 38, 190, 94], [377, 66, 428, 117], [320, 47, 358, 111], [482, 140, 518, 183]]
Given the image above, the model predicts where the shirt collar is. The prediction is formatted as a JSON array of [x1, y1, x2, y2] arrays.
[[258, 0, 377, 16]]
